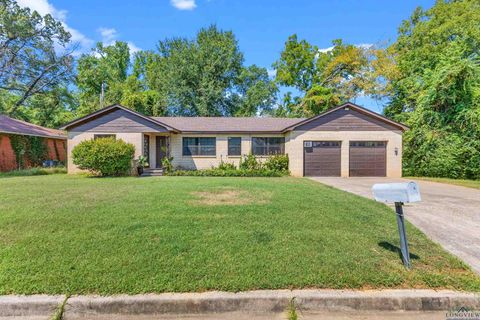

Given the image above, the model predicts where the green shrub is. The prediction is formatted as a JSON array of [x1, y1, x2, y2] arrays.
[[166, 168, 285, 177], [162, 156, 174, 173], [239, 154, 261, 170], [263, 154, 289, 172], [218, 160, 236, 170], [72, 138, 135, 176]]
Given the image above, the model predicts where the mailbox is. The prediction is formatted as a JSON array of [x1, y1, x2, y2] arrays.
[[371, 181, 421, 269], [372, 182, 421, 203]]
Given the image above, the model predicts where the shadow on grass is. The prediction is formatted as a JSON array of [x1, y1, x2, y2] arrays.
[[378, 241, 420, 260]]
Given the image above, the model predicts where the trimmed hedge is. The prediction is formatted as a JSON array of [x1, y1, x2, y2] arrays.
[[72, 138, 135, 176], [166, 168, 286, 177]]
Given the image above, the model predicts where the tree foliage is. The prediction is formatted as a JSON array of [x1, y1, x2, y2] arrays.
[[0, 0, 74, 117], [133, 25, 277, 116], [372, 0, 480, 179], [273, 36, 371, 117]]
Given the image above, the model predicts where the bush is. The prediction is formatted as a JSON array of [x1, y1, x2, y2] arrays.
[[72, 138, 135, 176], [166, 168, 285, 177], [239, 154, 261, 170], [263, 154, 289, 172], [218, 160, 236, 170], [162, 156, 174, 173]]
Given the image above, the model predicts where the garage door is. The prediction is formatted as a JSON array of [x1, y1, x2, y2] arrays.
[[304, 141, 341, 176], [349, 141, 386, 177]]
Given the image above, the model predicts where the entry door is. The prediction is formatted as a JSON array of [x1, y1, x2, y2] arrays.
[[349, 141, 386, 177], [156, 136, 167, 168], [304, 141, 341, 176]]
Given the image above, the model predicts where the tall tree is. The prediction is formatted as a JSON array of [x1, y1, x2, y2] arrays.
[[273, 36, 371, 117], [135, 25, 277, 116], [372, 0, 480, 179], [0, 0, 74, 117]]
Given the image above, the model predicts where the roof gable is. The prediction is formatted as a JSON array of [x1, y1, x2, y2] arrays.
[[60, 105, 178, 132], [283, 102, 408, 132]]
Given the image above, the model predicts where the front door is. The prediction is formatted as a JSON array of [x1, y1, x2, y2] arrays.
[[156, 136, 167, 168]]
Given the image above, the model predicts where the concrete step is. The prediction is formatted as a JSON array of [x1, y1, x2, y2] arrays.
[[140, 168, 164, 177]]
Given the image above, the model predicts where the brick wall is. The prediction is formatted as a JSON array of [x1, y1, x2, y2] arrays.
[[0, 134, 66, 172]]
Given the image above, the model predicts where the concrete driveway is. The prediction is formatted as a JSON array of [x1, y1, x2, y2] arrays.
[[310, 177, 480, 274]]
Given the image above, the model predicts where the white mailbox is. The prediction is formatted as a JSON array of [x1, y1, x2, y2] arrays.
[[372, 182, 421, 203]]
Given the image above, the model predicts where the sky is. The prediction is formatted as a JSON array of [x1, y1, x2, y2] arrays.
[[17, 0, 435, 113]]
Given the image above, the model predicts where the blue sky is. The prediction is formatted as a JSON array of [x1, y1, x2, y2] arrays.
[[18, 0, 434, 112]]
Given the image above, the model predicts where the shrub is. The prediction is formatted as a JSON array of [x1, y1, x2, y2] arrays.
[[166, 168, 285, 177], [162, 156, 174, 173], [218, 160, 236, 170], [263, 154, 289, 172], [239, 154, 261, 170], [72, 138, 135, 176]]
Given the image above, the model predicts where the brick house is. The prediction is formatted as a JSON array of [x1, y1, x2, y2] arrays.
[[0, 114, 67, 172], [61, 102, 407, 177]]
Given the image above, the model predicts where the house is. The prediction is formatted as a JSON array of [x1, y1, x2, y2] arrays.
[[60, 102, 407, 177], [0, 114, 67, 172]]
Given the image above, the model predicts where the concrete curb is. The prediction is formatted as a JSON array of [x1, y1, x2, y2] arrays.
[[63, 290, 480, 317], [0, 295, 65, 317], [1, 290, 479, 318]]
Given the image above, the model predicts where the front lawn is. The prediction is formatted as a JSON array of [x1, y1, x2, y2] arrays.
[[409, 177, 480, 190], [0, 175, 479, 295]]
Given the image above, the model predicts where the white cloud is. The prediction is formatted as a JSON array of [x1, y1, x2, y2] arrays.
[[98, 27, 117, 44], [16, 0, 93, 52], [318, 43, 374, 54], [267, 69, 276, 78], [318, 46, 334, 53], [97, 27, 141, 55], [356, 43, 374, 50], [171, 0, 197, 10]]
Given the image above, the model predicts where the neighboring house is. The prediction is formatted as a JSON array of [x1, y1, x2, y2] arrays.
[[0, 115, 67, 172], [60, 102, 407, 177]]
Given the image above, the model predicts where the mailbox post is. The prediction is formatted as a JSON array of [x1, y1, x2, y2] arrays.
[[394, 202, 410, 268], [372, 182, 421, 269]]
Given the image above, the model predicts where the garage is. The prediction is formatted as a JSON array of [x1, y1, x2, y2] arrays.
[[349, 141, 386, 177], [304, 141, 341, 176]]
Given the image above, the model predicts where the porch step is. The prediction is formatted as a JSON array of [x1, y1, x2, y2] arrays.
[[140, 168, 164, 177]]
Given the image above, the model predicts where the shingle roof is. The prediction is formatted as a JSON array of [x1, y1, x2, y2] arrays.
[[152, 117, 306, 133], [0, 114, 66, 139]]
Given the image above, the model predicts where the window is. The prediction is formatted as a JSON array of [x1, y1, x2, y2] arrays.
[[143, 135, 150, 165], [350, 141, 386, 148], [252, 137, 285, 155], [183, 137, 216, 156], [94, 134, 116, 140], [228, 137, 241, 156]]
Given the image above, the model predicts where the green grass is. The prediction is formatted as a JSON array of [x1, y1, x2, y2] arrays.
[[0, 166, 66, 177], [408, 177, 480, 190], [0, 175, 479, 295]]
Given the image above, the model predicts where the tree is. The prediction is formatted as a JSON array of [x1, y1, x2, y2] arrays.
[[273, 36, 372, 116], [76, 41, 130, 115], [135, 25, 277, 116], [372, 0, 480, 179], [0, 0, 74, 116]]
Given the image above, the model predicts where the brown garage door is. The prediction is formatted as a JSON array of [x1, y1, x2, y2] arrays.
[[349, 141, 386, 177], [304, 141, 341, 176]]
